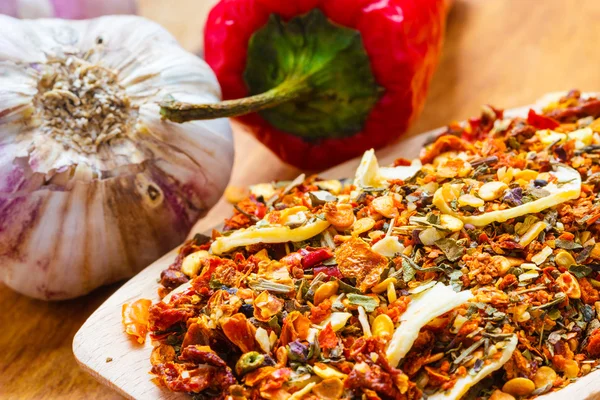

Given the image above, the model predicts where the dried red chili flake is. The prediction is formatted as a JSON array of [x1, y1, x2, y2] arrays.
[[346, 361, 401, 398], [260, 368, 292, 391], [300, 247, 334, 269], [310, 299, 332, 324], [318, 323, 338, 350], [547, 99, 600, 121], [393, 157, 412, 167], [224, 197, 266, 230], [527, 109, 560, 129], [313, 265, 344, 279], [280, 251, 302, 269]]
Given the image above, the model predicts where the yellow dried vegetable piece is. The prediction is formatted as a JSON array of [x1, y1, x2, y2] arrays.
[[353, 218, 376, 235], [372, 277, 397, 294], [555, 250, 576, 268], [514, 169, 538, 181], [458, 194, 484, 207], [313, 363, 347, 380], [371, 196, 398, 218], [489, 390, 516, 400], [288, 382, 316, 400], [533, 366, 557, 389], [249, 183, 276, 200], [181, 250, 210, 277], [439, 214, 464, 232], [210, 218, 330, 255], [372, 314, 394, 338], [537, 127, 593, 148], [433, 165, 581, 227], [562, 359, 580, 378], [502, 377, 535, 397], [555, 271, 581, 299], [224, 185, 249, 204], [315, 180, 343, 194], [519, 221, 548, 247], [478, 181, 508, 201], [311, 378, 344, 400], [314, 281, 339, 305]]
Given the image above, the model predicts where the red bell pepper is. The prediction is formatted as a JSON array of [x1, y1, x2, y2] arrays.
[[160, 0, 449, 170]]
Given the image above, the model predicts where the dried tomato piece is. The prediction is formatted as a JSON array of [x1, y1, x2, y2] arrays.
[[587, 328, 600, 358], [180, 345, 228, 368], [420, 135, 476, 164], [220, 313, 257, 353], [148, 301, 194, 332], [122, 298, 152, 344], [280, 311, 311, 346], [152, 361, 236, 394], [579, 277, 600, 305], [159, 269, 189, 292], [253, 291, 284, 322], [335, 237, 388, 293]]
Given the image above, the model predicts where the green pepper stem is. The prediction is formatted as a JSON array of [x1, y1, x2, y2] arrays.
[[159, 79, 311, 123]]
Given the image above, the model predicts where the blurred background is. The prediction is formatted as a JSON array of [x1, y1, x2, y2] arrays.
[[1, 0, 600, 399]]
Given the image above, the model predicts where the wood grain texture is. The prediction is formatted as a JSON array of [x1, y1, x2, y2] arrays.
[[3, 0, 600, 399]]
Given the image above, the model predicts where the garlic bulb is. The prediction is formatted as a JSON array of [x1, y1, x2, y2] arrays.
[[0, 15, 234, 300], [0, 0, 136, 19]]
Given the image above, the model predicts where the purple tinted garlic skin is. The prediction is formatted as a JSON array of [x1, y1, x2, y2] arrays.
[[0, 15, 233, 300]]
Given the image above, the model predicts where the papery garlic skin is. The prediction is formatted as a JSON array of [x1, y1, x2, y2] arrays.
[[0, 15, 234, 300]]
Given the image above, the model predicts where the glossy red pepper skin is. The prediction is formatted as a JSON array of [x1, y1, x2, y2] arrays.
[[204, 0, 449, 170]]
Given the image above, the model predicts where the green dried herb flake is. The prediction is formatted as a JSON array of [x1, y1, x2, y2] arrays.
[[569, 264, 592, 278], [435, 238, 466, 262], [555, 239, 583, 250], [346, 294, 378, 312]]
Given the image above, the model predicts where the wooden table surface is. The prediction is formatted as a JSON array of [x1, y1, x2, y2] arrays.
[[2, 0, 600, 398]]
